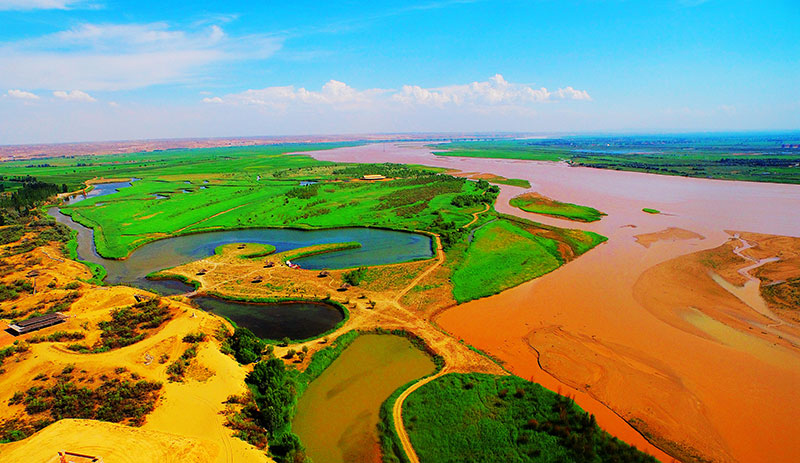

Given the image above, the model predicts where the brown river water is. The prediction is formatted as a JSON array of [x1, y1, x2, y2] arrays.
[[297, 142, 800, 463]]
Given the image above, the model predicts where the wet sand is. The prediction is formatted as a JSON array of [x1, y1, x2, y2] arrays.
[[299, 143, 800, 463]]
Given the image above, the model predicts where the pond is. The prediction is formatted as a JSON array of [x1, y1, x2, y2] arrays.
[[191, 296, 344, 340], [48, 179, 433, 339], [293, 334, 436, 463]]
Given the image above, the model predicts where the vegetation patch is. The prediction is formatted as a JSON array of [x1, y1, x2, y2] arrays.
[[472, 174, 531, 188], [222, 326, 267, 364], [761, 277, 800, 312], [222, 393, 270, 450], [342, 266, 368, 286], [67, 298, 171, 353], [3, 367, 162, 442], [451, 219, 562, 303], [403, 373, 657, 463], [0, 342, 29, 371], [282, 241, 362, 262], [27, 331, 86, 344], [510, 193, 606, 222], [166, 344, 199, 382]]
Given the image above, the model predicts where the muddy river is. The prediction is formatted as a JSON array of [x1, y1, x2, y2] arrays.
[[300, 142, 800, 463]]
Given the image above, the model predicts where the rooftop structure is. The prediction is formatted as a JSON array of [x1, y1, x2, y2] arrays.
[[8, 312, 67, 335], [362, 174, 386, 180]]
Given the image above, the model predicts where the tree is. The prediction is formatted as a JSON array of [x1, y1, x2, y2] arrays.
[[226, 327, 266, 364]]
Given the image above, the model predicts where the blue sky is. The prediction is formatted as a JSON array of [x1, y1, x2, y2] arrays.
[[0, 0, 798, 144]]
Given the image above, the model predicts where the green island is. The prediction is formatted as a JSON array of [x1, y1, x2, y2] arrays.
[[509, 193, 606, 222]]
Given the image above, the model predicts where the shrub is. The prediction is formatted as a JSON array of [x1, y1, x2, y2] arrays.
[[182, 332, 207, 343], [343, 267, 368, 286], [223, 327, 266, 364]]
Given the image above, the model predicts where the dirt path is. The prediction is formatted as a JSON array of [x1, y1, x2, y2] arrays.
[[392, 369, 449, 463], [461, 203, 489, 229], [173, 205, 246, 233], [394, 235, 444, 303]]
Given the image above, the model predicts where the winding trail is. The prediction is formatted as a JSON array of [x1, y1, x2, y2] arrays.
[[391, 369, 449, 463], [461, 203, 490, 229]]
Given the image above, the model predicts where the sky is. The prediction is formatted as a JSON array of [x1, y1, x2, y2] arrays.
[[0, 0, 798, 144]]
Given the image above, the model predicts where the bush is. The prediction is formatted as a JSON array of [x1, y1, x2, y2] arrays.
[[182, 332, 207, 343], [166, 345, 198, 382], [9, 369, 162, 427], [93, 298, 171, 351], [224, 327, 266, 364], [343, 267, 368, 286]]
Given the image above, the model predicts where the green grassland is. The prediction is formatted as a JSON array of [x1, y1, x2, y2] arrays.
[[447, 215, 606, 303], [430, 134, 800, 184], [450, 219, 561, 303], [37, 153, 489, 258], [509, 194, 606, 222], [432, 140, 565, 162], [402, 373, 657, 463], [3, 142, 607, 304]]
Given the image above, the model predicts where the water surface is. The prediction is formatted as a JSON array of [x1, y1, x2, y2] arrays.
[[191, 296, 343, 340], [293, 334, 436, 463]]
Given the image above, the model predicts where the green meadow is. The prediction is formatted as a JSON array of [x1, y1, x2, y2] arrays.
[[5, 142, 606, 303], [34, 151, 486, 258], [450, 219, 561, 303], [403, 373, 657, 463]]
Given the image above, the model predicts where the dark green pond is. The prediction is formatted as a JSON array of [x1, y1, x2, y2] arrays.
[[191, 296, 344, 340]]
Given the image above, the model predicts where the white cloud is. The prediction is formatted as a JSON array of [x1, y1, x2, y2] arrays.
[[0, 0, 88, 10], [208, 75, 590, 111], [394, 74, 590, 106], [53, 90, 96, 102], [6, 89, 40, 100], [556, 86, 592, 101], [0, 22, 281, 91], [221, 80, 386, 109]]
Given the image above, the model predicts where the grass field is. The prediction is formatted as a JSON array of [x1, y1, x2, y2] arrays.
[[432, 140, 565, 162], [35, 150, 486, 258], [403, 373, 658, 463], [430, 134, 800, 184], [3, 142, 607, 307], [450, 219, 562, 303], [509, 193, 606, 222]]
